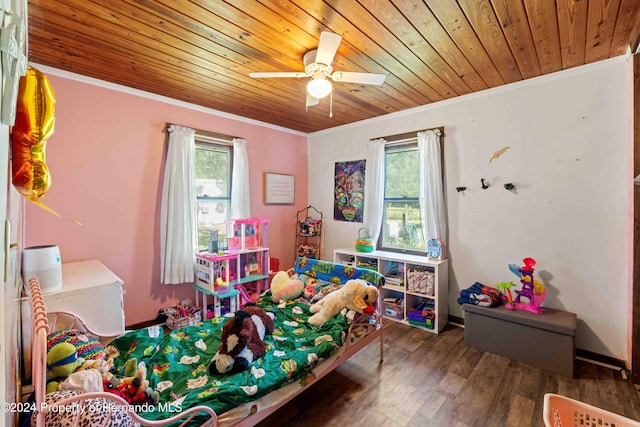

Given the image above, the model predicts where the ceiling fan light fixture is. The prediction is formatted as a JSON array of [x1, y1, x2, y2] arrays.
[[307, 77, 332, 99]]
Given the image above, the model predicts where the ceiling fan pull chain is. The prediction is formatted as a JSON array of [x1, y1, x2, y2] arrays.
[[330, 91, 333, 118]]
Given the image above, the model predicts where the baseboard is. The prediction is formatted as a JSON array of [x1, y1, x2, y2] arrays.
[[125, 317, 165, 330], [576, 348, 626, 371], [449, 314, 464, 326]]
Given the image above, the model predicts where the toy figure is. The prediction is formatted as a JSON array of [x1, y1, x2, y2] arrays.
[[504, 257, 546, 314]]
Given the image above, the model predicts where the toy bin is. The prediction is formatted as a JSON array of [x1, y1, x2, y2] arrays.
[[407, 301, 435, 329], [383, 299, 404, 320], [543, 393, 640, 427], [166, 310, 202, 330], [407, 268, 435, 295]]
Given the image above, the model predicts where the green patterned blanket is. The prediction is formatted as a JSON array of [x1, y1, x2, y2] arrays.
[[108, 292, 352, 425]]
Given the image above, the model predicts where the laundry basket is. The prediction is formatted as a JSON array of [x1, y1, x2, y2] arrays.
[[543, 393, 640, 427]]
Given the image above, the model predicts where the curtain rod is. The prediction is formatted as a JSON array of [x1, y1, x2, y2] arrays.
[[165, 122, 241, 141], [371, 126, 444, 142]]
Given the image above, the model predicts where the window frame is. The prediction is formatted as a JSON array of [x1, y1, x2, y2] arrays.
[[194, 136, 233, 252], [377, 139, 427, 256]]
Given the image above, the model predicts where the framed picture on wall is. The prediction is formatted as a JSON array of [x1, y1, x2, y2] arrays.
[[264, 173, 295, 204]]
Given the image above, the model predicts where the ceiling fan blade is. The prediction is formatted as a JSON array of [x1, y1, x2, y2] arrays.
[[306, 93, 320, 107], [249, 72, 308, 78], [331, 71, 386, 85], [315, 32, 342, 65]]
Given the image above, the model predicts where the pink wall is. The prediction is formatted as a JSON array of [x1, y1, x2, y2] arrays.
[[24, 72, 309, 326]]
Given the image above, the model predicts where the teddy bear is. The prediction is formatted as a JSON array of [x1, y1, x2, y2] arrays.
[[307, 279, 378, 327], [209, 303, 275, 374], [270, 270, 304, 303]]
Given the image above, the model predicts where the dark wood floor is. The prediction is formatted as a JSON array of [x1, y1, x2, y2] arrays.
[[257, 320, 640, 427]]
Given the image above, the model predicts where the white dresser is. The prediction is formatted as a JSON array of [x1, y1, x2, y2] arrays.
[[46, 259, 126, 335], [21, 259, 125, 381]]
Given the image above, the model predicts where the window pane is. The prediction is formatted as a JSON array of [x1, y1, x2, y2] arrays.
[[385, 147, 419, 198], [195, 142, 232, 251], [382, 201, 426, 250], [195, 145, 230, 197], [197, 200, 229, 250]]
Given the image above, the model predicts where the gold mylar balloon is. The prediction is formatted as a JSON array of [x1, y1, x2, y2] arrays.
[[11, 66, 60, 217]]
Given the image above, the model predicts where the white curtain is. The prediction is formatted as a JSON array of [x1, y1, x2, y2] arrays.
[[231, 137, 251, 219], [418, 129, 447, 246], [363, 138, 386, 242], [160, 125, 197, 284]]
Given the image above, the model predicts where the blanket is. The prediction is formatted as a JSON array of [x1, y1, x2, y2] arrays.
[[107, 292, 355, 425]]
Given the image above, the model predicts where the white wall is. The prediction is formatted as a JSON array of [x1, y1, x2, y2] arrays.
[[308, 56, 632, 360]]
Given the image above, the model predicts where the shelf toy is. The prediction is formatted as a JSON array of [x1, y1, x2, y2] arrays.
[[503, 257, 546, 314]]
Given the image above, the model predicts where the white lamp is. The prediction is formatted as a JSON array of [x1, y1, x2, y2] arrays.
[[307, 77, 332, 99]]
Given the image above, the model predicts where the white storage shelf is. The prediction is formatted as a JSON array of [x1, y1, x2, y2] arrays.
[[334, 248, 449, 333]]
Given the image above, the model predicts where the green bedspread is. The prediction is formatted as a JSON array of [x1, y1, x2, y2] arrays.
[[108, 292, 351, 425]]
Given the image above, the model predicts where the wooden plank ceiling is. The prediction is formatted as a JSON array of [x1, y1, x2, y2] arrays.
[[28, 0, 640, 134]]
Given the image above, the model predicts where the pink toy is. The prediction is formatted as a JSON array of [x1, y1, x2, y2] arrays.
[[234, 284, 259, 306], [303, 284, 317, 300], [504, 257, 546, 314]]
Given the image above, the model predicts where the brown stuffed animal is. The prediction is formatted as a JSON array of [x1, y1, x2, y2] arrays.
[[209, 304, 275, 374]]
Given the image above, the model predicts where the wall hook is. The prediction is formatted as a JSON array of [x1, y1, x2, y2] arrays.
[[480, 178, 489, 189], [456, 186, 467, 193], [504, 183, 516, 191]]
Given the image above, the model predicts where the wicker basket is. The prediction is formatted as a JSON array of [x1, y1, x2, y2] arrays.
[[543, 393, 640, 427], [166, 310, 202, 330]]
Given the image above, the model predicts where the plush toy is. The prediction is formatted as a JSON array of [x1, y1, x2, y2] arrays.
[[308, 279, 378, 327], [314, 283, 341, 301], [103, 379, 126, 399], [76, 357, 115, 381], [303, 283, 319, 301], [116, 362, 158, 405], [47, 328, 105, 361], [209, 303, 275, 374], [46, 342, 79, 394], [47, 342, 78, 378], [270, 270, 304, 303], [59, 369, 104, 393], [113, 357, 139, 382]]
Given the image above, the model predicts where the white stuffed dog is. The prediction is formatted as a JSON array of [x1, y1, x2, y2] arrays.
[[308, 279, 378, 326]]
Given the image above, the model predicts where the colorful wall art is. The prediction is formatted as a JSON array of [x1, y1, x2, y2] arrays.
[[334, 159, 365, 222]]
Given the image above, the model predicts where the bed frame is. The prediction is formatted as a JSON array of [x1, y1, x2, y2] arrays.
[[27, 261, 384, 426]]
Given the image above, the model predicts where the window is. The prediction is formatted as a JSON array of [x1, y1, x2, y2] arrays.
[[379, 141, 427, 253], [195, 139, 233, 251]]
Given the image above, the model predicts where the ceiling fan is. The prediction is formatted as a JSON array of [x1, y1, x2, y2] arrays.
[[249, 32, 386, 115]]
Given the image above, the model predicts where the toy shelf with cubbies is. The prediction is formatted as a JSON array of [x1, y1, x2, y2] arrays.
[[334, 248, 449, 333]]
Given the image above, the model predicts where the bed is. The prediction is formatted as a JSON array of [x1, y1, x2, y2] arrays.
[[27, 257, 384, 426]]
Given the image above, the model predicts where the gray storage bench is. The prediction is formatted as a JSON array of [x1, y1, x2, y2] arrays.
[[463, 304, 577, 377]]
